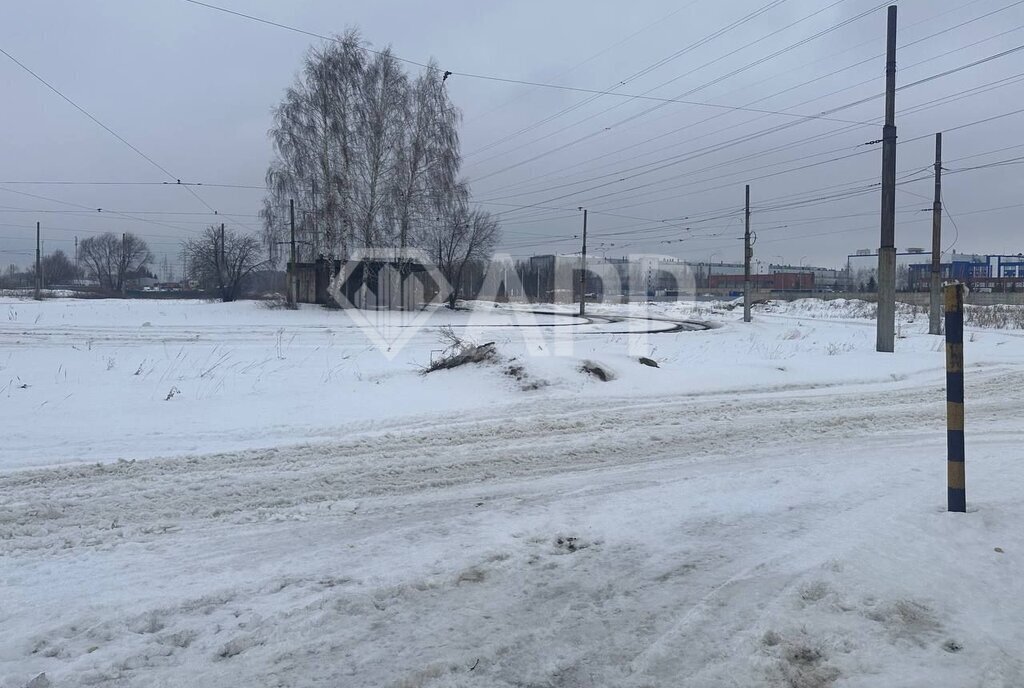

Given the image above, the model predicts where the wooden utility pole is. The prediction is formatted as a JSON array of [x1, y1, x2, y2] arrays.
[[876, 5, 898, 353], [744, 185, 752, 323], [288, 199, 297, 305], [578, 207, 588, 317], [34, 222, 41, 300], [929, 133, 943, 335]]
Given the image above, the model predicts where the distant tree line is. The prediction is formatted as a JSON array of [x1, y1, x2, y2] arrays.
[[1, 250, 81, 290], [0, 233, 156, 292]]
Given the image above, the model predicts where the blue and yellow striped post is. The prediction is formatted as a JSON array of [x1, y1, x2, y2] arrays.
[[944, 282, 966, 512]]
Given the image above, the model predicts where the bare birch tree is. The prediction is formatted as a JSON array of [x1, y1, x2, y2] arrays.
[[262, 32, 470, 270]]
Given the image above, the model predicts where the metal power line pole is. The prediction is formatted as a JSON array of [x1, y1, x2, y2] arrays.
[[929, 132, 943, 335], [34, 222, 41, 300], [744, 185, 752, 323], [578, 207, 588, 317], [876, 4, 898, 353], [288, 199, 297, 305]]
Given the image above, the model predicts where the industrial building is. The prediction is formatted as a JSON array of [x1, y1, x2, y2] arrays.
[[904, 253, 1024, 292]]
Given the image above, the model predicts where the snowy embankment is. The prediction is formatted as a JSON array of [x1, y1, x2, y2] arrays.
[[1, 297, 1022, 686]]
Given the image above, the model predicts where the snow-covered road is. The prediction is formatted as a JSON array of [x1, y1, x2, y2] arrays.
[[4, 356, 1022, 686], [3, 297, 1024, 686]]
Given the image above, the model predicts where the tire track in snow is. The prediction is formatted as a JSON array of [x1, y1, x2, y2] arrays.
[[1, 366, 1017, 558]]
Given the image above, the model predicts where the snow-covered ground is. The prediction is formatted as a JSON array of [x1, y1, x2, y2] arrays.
[[2, 296, 1022, 686]]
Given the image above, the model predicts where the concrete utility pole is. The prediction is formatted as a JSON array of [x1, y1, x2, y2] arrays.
[[288, 199, 297, 305], [929, 132, 943, 335], [34, 222, 41, 300], [220, 223, 226, 294], [744, 184, 752, 323], [121, 233, 128, 295], [578, 207, 588, 317], [876, 4, 898, 353]]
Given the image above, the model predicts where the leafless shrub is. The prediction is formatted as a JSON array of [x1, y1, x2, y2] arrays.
[[964, 304, 1024, 330], [423, 326, 497, 373]]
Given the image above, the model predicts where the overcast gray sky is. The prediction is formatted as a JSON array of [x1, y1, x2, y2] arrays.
[[2, 0, 1023, 273]]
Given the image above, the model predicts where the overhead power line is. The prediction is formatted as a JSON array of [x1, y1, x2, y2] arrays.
[[464, 0, 791, 157], [575, 72, 1024, 214], [181, 0, 429, 68], [467, 0, 883, 169], [487, 48, 1024, 221], [0, 180, 264, 189], [461, 0, 704, 129], [0, 44, 255, 227], [471, 0, 1024, 188], [482, 12, 1024, 198], [493, 127, 1024, 253], [180, 1, 882, 127]]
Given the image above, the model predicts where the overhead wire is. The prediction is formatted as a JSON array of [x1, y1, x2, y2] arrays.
[[483, 34, 1024, 210], [465, 0, 856, 164], [0, 44, 263, 233], [578, 72, 1024, 213], [461, 2, 704, 128], [487, 48, 1024, 222], [463, 0, 791, 158], [481, 14, 1024, 200], [466, 2, 891, 181]]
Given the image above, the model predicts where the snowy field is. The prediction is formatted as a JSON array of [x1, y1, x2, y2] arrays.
[[2, 296, 1023, 686]]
